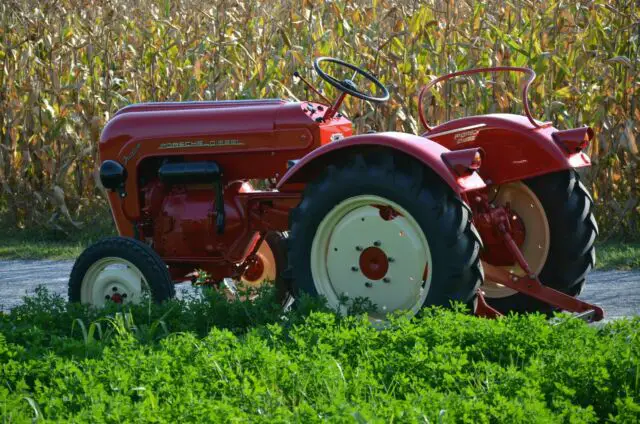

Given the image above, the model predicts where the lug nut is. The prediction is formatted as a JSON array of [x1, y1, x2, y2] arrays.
[[383, 278, 390, 283], [122, 293, 128, 298], [374, 240, 381, 247], [105, 295, 111, 300], [356, 246, 363, 251], [112, 287, 118, 292], [388, 257, 395, 263], [351, 266, 359, 272], [365, 282, 372, 288]]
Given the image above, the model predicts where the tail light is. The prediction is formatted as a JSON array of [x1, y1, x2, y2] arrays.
[[441, 148, 484, 176], [552, 127, 594, 153]]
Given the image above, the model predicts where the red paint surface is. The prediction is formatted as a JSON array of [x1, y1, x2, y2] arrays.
[[101, 100, 350, 280], [423, 114, 591, 184], [473, 198, 527, 266], [418, 67, 592, 184], [243, 256, 265, 282], [277, 132, 486, 193], [359, 247, 389, 281], [100, 71, 594, 295]]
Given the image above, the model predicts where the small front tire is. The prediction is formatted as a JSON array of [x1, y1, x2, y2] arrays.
[[69, 237, 175, 307]]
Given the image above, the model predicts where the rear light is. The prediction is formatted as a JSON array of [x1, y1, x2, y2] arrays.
[[552, 127, 594, 153], [471, 151, 482, 169], [441, 148, 484, 176]]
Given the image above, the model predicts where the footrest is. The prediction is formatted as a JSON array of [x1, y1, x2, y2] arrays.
[[474, 289, 502, 318]]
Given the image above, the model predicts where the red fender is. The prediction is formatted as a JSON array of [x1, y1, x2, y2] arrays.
[[423, 114, 592, 185], [276, 132, 486, 194]]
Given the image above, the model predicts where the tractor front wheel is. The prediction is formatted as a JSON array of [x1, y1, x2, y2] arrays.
[[69, 237, 175, 307], [288, 151, 483, 321]]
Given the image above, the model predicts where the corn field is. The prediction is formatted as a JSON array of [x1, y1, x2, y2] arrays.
[[0, 0, 638, 239]]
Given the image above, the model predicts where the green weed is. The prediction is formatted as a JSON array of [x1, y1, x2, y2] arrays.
[[597, 242, 640, 270], [1, 287, 639, 422]]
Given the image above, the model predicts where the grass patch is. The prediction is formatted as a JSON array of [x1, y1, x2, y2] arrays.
[[596, 242, 640, 271], [0, 210, 116, 260], [1, 287, 639, 422], [0, 238, 86, 261]]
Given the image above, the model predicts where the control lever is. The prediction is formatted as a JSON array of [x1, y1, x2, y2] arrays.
[[293, 71, 331, 104], [215, 179, 225, 234]]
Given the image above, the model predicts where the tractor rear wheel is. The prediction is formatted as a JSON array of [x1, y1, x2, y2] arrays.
[[482, 170, 598, 314], [288, 151, 483, 321], [69, 237, 175, 307]]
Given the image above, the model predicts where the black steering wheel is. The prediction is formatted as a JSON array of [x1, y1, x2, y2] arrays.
[[313, 57, 390, 103]]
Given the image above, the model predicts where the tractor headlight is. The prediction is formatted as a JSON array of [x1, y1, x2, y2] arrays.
[[100, 160, 128, 191]]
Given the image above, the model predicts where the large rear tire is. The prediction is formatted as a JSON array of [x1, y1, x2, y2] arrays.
[[484, 170, 598, 314], [288, 151, 483, 321]]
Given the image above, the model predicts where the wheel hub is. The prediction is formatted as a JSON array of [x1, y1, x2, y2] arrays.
[[243, 256, 266, 282], [476, 183, 551, 299], [359, 246, 389, 280], [108, 291, 124, 304], [477, 204, 527, 266], [241, 240, 277, 287], [81, 258, 148, 306]]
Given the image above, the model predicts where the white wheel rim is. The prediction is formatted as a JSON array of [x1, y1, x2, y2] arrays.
[[241, 240, 277, 287], [80, 257, 149, 306], [310, 195, 432, 321], [481, 182, 551, 298]]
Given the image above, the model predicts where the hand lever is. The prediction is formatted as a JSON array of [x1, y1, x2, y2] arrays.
[[293, 71, 331, 104]]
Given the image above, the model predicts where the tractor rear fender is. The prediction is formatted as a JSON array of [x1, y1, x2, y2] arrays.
[[276, 132, 486, 194], [423, 114, 592, 185]]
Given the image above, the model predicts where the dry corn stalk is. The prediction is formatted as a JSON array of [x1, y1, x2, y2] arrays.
[[0, 0, 638, 237]]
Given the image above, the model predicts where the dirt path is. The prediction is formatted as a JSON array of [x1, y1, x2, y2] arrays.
[[0, 260, 638, 319]]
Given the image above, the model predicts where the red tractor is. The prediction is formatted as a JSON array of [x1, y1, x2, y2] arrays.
[[69, 57, 602, 321]]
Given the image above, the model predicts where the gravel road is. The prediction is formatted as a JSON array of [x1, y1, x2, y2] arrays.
[[0, 260, 638, 319]]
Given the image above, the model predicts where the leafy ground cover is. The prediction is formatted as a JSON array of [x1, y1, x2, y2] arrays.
[[1, 287, 639, 422], [597, 241, 640, 271]]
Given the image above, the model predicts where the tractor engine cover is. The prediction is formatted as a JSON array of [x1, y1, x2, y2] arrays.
[[146, 180, 250, 259]]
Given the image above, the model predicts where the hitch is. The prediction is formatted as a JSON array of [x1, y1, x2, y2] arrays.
[[479, 263, 604, 322], [232, 231, 267, 281], [472, 193, 604, 322], [474, 289, 502, 318]]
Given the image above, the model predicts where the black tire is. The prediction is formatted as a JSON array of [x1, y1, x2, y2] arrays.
[[486, 170, 598, 314], [288, 150, 483, 314], [69, 236, 175, 305]]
